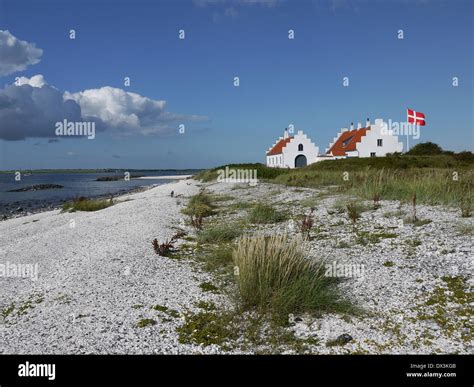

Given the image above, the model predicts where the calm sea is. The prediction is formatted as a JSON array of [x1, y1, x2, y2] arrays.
[[0, 170, 198, 216]]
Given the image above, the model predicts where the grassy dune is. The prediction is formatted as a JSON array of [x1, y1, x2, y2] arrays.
[[196, 154, 473, 207]]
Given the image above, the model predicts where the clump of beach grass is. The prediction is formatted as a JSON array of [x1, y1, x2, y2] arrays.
[[62, 196, 113, 212], [233, 234, 353, 322], [248, 203, 287, 224], [181, 190, 216, 229], [197, 222, 244, 244]]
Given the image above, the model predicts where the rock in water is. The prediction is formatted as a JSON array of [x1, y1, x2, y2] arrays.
[[8, 184, 64, 192]]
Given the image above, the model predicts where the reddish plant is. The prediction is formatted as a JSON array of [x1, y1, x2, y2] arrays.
[[299, 208, 315, 237], [152, 230, 187, 256], [373, 192, 381, 209]]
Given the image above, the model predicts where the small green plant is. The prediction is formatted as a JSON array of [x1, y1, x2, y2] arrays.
[[406, 239, 422, 247], [356, 231, 397, 245], [196, 301, 217, 311], [1, 303, 15, 318], [383, 261, 395, 267], [199, 282, 220, 293], [136, 318, 157, 328], [153, 305, 180, 318], [248, 203, 287, 224]]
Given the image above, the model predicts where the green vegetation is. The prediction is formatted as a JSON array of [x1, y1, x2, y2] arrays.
[[356, 231, 398, 245], [153, 304, 180, 318], [383, 261, 395, 267], [417, 276, 473, 341], [176, 308, 321, 352], [195, 163, 289, 182], [196, 301, 218, 311], [199, 282, 220, 293], [233, 234, 354, 322], [181, 190, 217, 229], [195, 244, 235, 276], [182, 190, 215, 218], [197, 222, 245, 244], [136, 318, 157, 328], [248, 203, 288, 224], [403, 217, 432, 227], [1, 303, 15, 318], [229, 201, 254, 210], [406, 142, 444, 155], [196, 153, 473, 207], [62, 197, 114, 212], [176, 310, 238, 346]]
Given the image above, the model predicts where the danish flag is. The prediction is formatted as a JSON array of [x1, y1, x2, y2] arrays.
[[407, 108, 426, 126]]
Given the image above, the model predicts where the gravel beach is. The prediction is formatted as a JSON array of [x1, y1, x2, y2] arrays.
[[0, 178, 472, 354], [0, 179, 226, 354]]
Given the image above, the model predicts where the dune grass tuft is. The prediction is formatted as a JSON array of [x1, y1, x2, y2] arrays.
[[233, 234, 354, 321]]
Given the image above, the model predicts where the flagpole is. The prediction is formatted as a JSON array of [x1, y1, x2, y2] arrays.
[[406, 110, 410, 153]]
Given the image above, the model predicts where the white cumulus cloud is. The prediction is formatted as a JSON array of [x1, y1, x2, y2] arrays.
[[15, 74, 47, 88], [64, 86, 207, 136], [0, 76, 207, 140], [0, 30, 43, 77]]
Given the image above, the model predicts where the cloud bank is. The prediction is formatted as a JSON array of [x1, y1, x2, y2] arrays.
[[0, 30, 43, 77], [0, 76, 207, 141]]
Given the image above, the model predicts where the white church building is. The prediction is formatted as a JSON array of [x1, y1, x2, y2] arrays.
[[266, 119, 403, 168], [266, 129, 319, 168]]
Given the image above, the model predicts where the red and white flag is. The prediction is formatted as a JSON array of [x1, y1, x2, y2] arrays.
[[407, 108, 426, 126]]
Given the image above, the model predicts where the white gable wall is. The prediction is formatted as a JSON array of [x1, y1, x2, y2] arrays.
[[356, 119, 403, 157], [266, 130, 319, 169], [282, 131, 319, 168]]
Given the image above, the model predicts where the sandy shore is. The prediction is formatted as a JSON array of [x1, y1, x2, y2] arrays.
[[0, 179, 226, 354]]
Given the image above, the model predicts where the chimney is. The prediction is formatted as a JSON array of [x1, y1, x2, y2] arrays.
[[350, 122, 354, 130], [357, 122, 362, 129], [283, 128, 289, 139], [366, 117, 370, 127]]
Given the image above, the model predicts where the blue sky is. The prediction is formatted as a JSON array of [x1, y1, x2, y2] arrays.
[[0, 0, 472, 170]]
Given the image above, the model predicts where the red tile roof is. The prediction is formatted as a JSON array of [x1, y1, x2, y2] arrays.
[[267, 137, 293, 156], [327, 127, 369, 156]]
